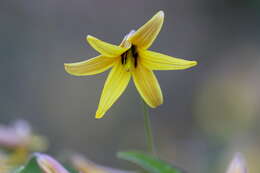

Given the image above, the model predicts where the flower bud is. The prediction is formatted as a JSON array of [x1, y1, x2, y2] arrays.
[[36, 153, 69, 173]]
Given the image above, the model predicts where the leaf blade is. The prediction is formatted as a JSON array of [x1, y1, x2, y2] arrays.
[[117, 151, 184, 173]]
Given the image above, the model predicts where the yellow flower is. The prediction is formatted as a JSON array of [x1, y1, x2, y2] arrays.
[[64, 11, 197, 119]]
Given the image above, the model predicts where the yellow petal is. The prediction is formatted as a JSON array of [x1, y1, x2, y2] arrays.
[[87, 35, 128, 57], [64, 55, 115, 76], [96, 61, 131, 119], [132, 64, 163, 108], [129, 11, 164, 49], [119, 30, 135, 48], [139, 50, 197, 70]]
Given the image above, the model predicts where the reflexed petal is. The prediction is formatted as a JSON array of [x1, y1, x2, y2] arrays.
[[64, 55, 115, 76], [132, 64, 163, 108], [139, 50, 197, 70], [129, 11, 164, 49], [119, 30, 135, 48], [96, 61, 131, 119], [87, 35, 128, 57]]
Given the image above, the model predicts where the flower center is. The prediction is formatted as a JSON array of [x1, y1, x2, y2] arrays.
[[121, 45, 138, 72]]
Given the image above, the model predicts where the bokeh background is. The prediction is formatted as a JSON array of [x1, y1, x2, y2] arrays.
[[1, 0, 260, 173]]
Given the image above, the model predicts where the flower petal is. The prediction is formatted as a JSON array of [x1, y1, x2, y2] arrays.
[[129, 11, 164, 49], [139, 50, 197, 70], [87, 35, 128, 57], [132, 64, 163, 108], [119, 30, 135, 48], [64, 55, 115, 76], [96, 61, 131, 119]]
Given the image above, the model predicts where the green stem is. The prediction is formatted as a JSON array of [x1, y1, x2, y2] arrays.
[[142, 100, 156, 155]]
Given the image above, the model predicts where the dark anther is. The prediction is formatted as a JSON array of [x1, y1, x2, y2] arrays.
[[134, 57, 138, 67], [121, 55, 123, 64], [131, 45, 138, 58], [121, 52, 127, 65], [131, 45, 138, 67], [121, 45, 138, 67]]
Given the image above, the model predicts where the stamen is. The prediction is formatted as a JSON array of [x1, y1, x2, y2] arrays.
[[120, 45, 139, 69], [134, 57, 138, 67], [121, 55, 124, 64], [121, 52, 127, 65], [131, 45, 138, 67]]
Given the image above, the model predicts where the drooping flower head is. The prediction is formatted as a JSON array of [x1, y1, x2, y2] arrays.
[[65, 11, 197, 119]]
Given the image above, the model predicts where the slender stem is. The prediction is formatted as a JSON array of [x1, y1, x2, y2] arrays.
[[142, 100, 156, 155]]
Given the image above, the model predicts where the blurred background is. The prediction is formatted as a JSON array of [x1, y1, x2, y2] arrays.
[[0, 0, 260, 172]]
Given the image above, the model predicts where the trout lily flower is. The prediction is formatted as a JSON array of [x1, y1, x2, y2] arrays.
[[64, 11, 197, 119]]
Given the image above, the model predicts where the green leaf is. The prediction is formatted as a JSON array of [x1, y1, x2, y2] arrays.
[[117, 151, 184, 173], [13, 156, 43, 173]]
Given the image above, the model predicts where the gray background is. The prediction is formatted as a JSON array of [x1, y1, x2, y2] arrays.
[[1, 0, 260, 173]]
